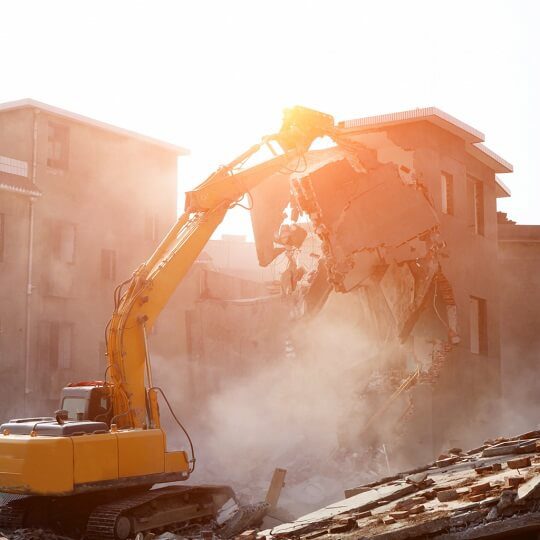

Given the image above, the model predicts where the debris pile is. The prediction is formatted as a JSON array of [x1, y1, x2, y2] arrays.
[[262, 429, 540, 539]]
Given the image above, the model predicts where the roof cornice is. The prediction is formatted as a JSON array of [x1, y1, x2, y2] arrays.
[[338, 106, 512, 175], [0, 98, 189, 156]]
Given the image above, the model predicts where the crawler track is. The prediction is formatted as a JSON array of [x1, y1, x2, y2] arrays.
[[1, 485, 235, 540], [0, 498, 26, 531], [86, 485, 234, 540]]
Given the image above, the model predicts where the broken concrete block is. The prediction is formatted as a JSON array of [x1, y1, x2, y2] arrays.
[[436, 489, 458, 502], [344, 486, 371, 498], [406, 471, 428, 484]]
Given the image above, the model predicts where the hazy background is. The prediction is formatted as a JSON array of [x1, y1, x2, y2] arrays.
[[0, 0, 538, 237]]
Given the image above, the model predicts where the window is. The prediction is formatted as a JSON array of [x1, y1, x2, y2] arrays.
[[441, 172, 454, 215], [0, 155, 28, 177], [470, 296, 487, 355], [40, 321, 73, 369], [47, 122, 69, 170], [144, 212, 159, 242], [61, 397, 87, 420], [101, 249, 116, 281], [474, 180, 485, 236], [52, 221, 76, 263], [0, 213, 4, 262]]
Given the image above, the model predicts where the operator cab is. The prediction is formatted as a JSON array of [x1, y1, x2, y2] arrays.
[[0, 382, 112, 437], [60, 382, 112, 424]]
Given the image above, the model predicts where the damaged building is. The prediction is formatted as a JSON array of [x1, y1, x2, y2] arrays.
[[246, 107, 513, 466]]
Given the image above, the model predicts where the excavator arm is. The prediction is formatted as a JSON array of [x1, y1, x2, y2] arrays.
[[106, 107, 336, 429]]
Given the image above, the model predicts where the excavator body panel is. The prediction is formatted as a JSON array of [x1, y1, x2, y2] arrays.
[[0, 428, 189, 496], [0, 433, 74, 494]]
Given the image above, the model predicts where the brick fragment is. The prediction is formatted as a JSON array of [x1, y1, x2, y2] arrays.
[[409, 505, 425, 514], [382, 516, 396, 525], [505, 476, 525, 488], [328, 517, 355, 534], [304, 532, 326, 540], [437, 489, 458, 502], [491, 462, 502, 471], [412, 496, 427, 504], [354, 510, 372, 520], [436, 456, 458, 468], [469, 493, 486, 502], [475, 465, 492, 475], [507, 456, 532, 469], [389, 511, 409, 519], [470, 482, 491, 495]]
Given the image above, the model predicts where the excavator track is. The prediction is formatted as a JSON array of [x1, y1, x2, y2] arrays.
[[0, 498, 26, 531], [86, 489, 162, 540], [86, 485, 235, 540]]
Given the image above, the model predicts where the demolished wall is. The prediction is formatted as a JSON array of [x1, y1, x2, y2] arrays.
[[248, 120, 504, 463]]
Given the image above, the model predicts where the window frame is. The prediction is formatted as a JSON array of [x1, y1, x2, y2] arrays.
[[440, 171, 454, 216], [101, 248, 116, 281], [47, 121, 70, 171], [0, 213, 5, 262], [470, 296, 488, 355]]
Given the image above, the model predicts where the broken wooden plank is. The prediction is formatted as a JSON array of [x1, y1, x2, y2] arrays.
[[265, 468, 287, 510]]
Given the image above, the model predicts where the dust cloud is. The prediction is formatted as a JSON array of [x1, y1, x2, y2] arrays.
[[155, 293, 393, 517]]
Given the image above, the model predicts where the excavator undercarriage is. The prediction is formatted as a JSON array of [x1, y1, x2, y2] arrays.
[[0, 484, 263, 539]]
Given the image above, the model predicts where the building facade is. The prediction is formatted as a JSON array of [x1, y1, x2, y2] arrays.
[[0, 99, 188, 419], [334, 109, 513, 460], [498, 221, 540, 434]]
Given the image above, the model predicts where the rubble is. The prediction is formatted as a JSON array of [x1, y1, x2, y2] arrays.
[[259, 429, 540, 539]]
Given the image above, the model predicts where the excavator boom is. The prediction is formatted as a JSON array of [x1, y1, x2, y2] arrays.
[[106, 106, 335, 430]]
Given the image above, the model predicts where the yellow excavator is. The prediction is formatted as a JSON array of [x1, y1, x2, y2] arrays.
[[0, 107, 336, 539]]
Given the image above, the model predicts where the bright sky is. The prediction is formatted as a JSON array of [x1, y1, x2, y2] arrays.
[[1, 0, 538, 235]]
